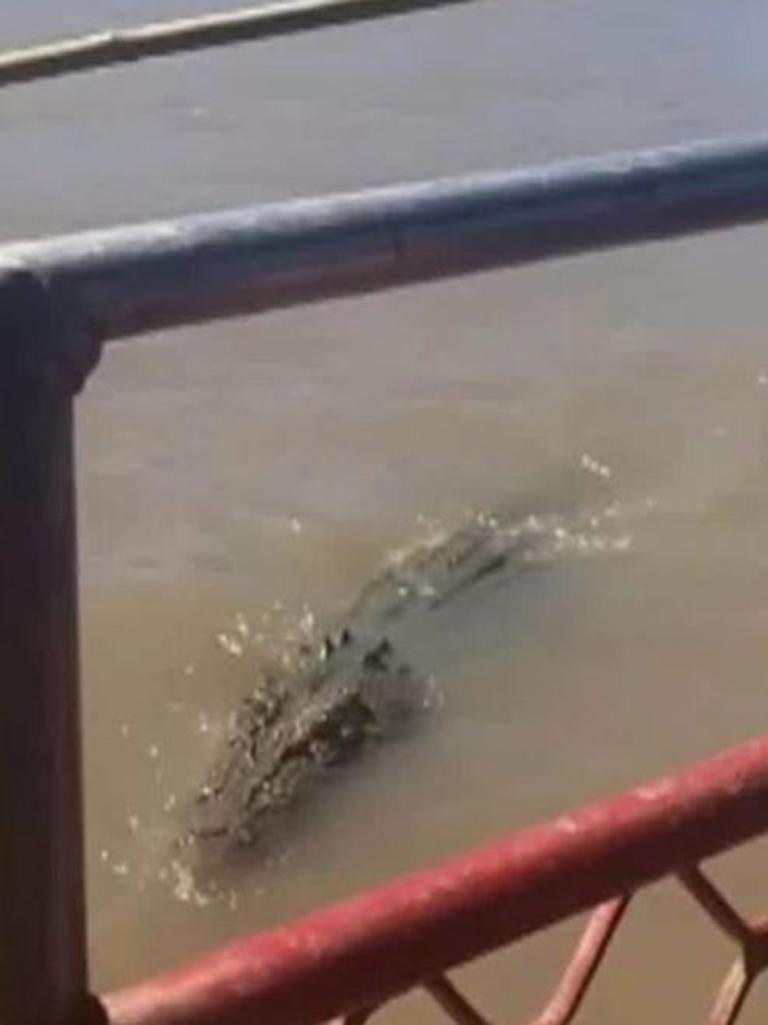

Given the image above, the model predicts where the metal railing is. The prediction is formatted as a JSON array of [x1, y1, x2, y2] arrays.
[[0, 0, 478, 89], [104, 737, 768, 1025], [4, 134, 768, 1025]]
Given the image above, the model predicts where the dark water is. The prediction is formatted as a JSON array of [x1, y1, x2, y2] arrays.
[[3, 3, 768, 1023]]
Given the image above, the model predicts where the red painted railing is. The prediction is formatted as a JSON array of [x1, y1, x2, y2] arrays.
[[103, 736, 768, 1025]]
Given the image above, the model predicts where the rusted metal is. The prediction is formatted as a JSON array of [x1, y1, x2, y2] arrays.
[[5, 136, 768, 344], [0, 0, 477, 90], [0, 265, 100, 1025], [103, 735, 768, 1025]]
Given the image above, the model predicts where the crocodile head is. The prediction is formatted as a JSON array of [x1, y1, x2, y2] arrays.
[[187, 633, 421, 855]]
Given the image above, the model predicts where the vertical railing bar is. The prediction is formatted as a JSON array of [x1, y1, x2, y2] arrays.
[[0, 265, 102, 1025]]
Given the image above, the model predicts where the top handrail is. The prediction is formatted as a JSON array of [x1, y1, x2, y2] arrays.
[[5, 135, 768, 349], [0, 0, 478, 89]]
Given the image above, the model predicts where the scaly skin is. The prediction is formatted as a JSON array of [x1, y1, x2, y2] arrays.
[[187, 509, 591, 852]]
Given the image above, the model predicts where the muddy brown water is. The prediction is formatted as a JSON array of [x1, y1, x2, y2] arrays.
[[4, 2, 768, 1022]]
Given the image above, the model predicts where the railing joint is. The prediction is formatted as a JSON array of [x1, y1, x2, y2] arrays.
[[0, 262, 102, 395]]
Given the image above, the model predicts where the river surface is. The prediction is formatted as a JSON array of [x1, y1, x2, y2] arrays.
[[4, 2, 768, 1023]]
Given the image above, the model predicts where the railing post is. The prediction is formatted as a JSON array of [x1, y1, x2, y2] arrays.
[[0, 266, 101, 1025]]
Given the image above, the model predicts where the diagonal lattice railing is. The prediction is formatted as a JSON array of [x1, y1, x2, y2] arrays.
[[103, 736, 768, 1025], [350, 869, 768, 1025]]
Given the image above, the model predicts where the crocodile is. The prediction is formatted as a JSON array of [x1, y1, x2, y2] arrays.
[[187, 507, 616, 856]]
